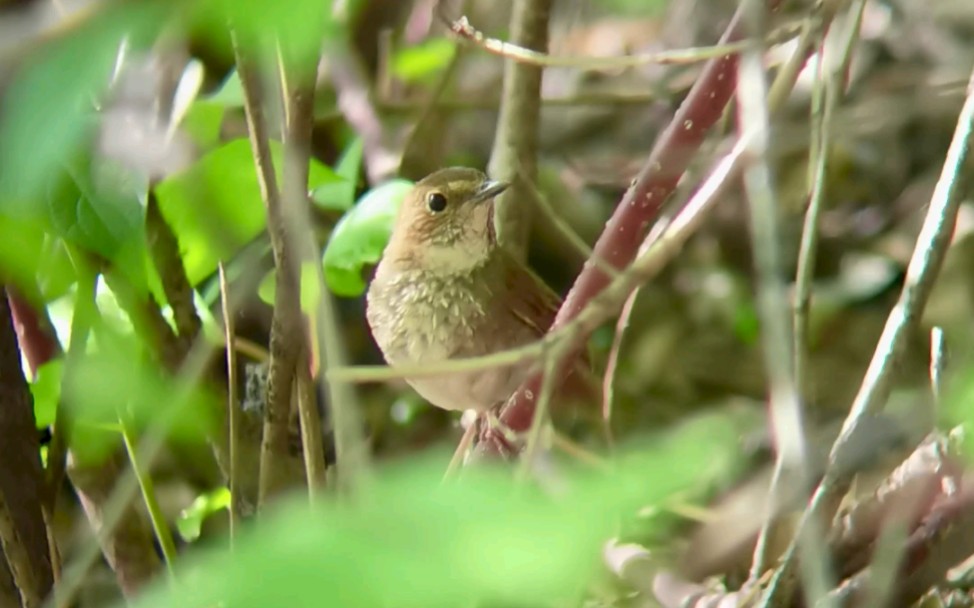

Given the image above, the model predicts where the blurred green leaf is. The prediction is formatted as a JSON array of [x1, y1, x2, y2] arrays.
[[132, 415, 745, 608], [0, 216, 48, 296], [310, 137, 363, 212], [154, 138, 340, 285], [177, 487, 230, 542], [181, 101, 225, 149], [204, 70, 245, 108], [64, 330, 217, 464], [322, 179, 413, 297], [46, 161, 153, 296], [257, 262, 323, 313], [192, 0, 340, 70], [0, 2, 167, 203], [30, 359, 64, 429], [392, 38, 456, 83]]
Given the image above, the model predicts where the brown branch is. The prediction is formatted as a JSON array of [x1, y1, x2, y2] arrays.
[[483, 2, 775, 450], [0, 288, 53, 607], [485, 0, 552, 260], [144, 191, 201, 348], [232, 37, 304, 506], [285, 41, 370, 491]]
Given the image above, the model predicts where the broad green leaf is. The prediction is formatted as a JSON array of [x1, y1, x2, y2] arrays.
[[0, 2, 167, 202], [191, 0, 340, 69], [46, 162, 152, 296], [177, 488, 231, 542], [154, 138, 340, 285], [322, 179, 413, 297], [180, 101, 225, 149], [392, 38, 456, 83], [310, 137, 363, 212], [30, 359, 64, 429], [131, 415, 746, 608]]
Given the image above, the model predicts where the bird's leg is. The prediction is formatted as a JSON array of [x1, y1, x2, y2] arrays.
[[477, 404, 519, 456]]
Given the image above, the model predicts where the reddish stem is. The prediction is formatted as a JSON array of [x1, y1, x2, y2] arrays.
[[483, 6, 766, 454]]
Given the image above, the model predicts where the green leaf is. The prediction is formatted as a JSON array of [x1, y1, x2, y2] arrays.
[[154, 138, 340, 285], [44, 160, 153, 296], [257, 263, 323, 313], [392, 38, 456, 83], [30, 359, 64, 429], [0, 2, 167, 202], [0, 216, 47, 296], [310, 137, 363, 212], [181, 101, 225, 149], [177, 488, 231, 542], [322, 179, 413, 297], [204, 70, 245, 108], [132, 416, 746, 608]]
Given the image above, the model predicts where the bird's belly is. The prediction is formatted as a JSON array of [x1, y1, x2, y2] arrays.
[[366, 274, 532, 410]]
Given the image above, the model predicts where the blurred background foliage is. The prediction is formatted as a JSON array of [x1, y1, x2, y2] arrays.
[[0, 0, 973, 606]]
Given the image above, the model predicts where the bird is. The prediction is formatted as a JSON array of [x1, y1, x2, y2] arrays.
[[366, 167, 583, 414]]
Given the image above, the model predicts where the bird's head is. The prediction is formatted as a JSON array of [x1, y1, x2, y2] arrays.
[[383, 167, 508, 273]]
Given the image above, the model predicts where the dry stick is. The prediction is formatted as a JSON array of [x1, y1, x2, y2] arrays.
[[761, 64, 974, 608], [7, 290, 64, 582], [145, 192, 201, 348], [485, 0, 552, 260], [380, 91, 669, 113], [445, 13, 803, 69], [281, 45, 370, 491], [737, 0, 826, 602], [743, 4, 832, 584], [232, 35, 304, 506], [793, 0, 863, 400], [0, 291, 52, 607], [295, 355, 327, 496], [218, 264, 242, 546], [486, 1, 774, 450]]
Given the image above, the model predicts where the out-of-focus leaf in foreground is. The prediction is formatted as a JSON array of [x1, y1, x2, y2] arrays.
[[0, 2, 167, 202], [322, 179, 413, 297], [64, 331, 218, 464], [130, 412, 745, 608]]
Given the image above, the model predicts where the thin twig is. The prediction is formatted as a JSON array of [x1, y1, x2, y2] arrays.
[[218, 264, 241, 545], [442, 12, 803, 69], [485, 0, 552, 260], [296, 351, 327, 497], [117, 411, 177, 573], [282, 39, 370, 491], [736, 0, 812, 590], [232, 33, 303, 507]]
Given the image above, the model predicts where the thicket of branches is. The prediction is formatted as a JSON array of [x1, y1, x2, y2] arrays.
[[0, 0, 973, 606]]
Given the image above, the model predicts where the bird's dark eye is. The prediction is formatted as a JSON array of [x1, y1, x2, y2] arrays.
[[426, 192, 448, 213]]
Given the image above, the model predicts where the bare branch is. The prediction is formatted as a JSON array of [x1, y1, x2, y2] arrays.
[[486, 0, 552, 260]]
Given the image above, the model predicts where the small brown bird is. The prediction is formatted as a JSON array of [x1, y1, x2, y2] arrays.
[[366, 167, 569, 412]]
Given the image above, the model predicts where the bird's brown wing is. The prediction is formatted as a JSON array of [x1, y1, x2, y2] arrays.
[[501, 254, 600, 409], [500, 250, 562, 338]]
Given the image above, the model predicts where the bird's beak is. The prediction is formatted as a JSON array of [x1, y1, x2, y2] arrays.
[[469, 179, 509, 204]]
